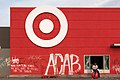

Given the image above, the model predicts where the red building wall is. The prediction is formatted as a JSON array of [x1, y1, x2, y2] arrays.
[[10, 7, 120, 75]]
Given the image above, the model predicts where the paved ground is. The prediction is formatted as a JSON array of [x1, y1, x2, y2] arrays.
[[0, 75, 120, 80], [0, 77, 120, 80]]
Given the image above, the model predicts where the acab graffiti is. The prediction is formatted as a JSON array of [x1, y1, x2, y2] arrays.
[[45, 54, 81, 75]]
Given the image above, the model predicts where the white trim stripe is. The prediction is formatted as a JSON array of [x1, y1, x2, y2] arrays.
[[113, 44, 120, 46]]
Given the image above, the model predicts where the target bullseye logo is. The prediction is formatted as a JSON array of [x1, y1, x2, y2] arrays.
[[25, 6, 68, 47], [39, 19, 54, 34]]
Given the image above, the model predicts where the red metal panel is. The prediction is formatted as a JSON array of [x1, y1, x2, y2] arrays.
[[10, 29, 120, 38], [10, 8, 120, 75]]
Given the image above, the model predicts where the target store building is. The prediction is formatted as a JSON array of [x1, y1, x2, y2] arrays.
[[10, 6, 120, 75]]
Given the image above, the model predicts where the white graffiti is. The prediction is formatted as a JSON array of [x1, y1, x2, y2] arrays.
[[112, 65, 120, 73], [45, 54, 81, 75], [5, 57, 10, 66], [0, 57, 10, 69], [28, 55, 42, 60], [11, 57, 19, 64], [11, 64, 38, 73]]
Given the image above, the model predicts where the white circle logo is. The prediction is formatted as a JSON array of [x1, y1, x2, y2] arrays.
[[25, 6, 68, 47], [39, 19, 54, 34]]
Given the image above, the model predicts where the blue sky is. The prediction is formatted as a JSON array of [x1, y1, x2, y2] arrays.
[[0, 0, 119, 27]]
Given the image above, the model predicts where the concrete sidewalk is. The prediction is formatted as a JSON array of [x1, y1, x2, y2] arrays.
[[0, 74, 119, 80]]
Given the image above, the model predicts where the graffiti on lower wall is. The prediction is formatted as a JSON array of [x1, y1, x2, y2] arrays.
[[112, 65, 120, 73], [112, 59, 120, 73], [0, 49, 10, 76], [45, 54, 81, 75], [11, 53, 81, 75], [0, 57, 10, 69], [11, 56, 39, 73]]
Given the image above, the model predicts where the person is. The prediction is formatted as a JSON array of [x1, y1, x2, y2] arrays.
[[92, 63, 100, 78]]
